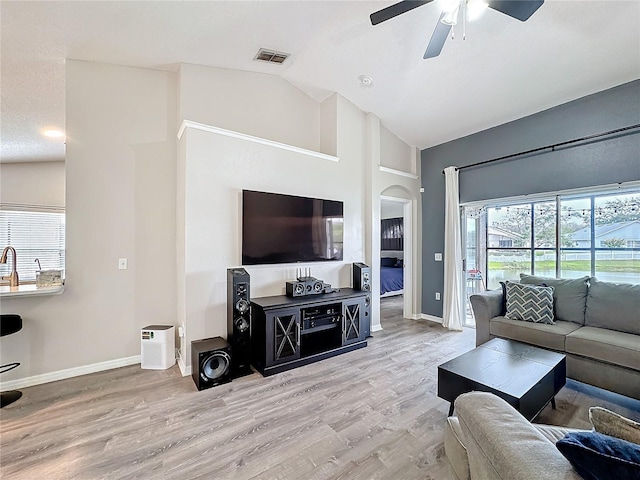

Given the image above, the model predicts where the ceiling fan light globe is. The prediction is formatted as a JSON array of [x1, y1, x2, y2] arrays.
[[466, 0, 488, 21], [441, 7, 460, 25]]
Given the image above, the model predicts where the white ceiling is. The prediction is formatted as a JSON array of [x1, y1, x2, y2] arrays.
[[1, 0, 639, 163]]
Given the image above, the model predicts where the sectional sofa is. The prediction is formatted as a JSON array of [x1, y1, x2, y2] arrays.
[[470, 274, 640, 399]]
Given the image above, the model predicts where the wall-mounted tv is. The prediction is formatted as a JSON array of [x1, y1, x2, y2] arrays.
[[242, 190, 344, 265]]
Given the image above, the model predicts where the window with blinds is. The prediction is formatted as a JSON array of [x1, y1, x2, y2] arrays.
[[0, 208, 65, 282]]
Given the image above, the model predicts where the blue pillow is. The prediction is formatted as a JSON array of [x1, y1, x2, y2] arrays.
[[556, 431, 640, 480], [381, 257, 396, 267]]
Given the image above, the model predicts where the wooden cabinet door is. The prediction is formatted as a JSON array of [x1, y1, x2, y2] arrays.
[[266, 308, 301, 367], [342, 298, 366, 346]]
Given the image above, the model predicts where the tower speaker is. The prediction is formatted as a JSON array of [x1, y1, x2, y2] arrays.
[[227, 268, 252, 378], [363, 294, 371, 338], [353, 263, 371, 292], [191, 337, 232, 390]]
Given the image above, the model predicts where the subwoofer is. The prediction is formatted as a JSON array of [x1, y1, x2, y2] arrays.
[[227, 268, 252, 378], [353, 263, 371, 292], [191, 337, 232, 390]]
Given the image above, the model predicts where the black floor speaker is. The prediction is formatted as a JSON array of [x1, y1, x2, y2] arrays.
[[363, 294, 371, 338], [227, 268, 252, 378], [191, 337, 232, 391]]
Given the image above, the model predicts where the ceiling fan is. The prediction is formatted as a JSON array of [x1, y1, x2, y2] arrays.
[[370, 0, 544, 59]]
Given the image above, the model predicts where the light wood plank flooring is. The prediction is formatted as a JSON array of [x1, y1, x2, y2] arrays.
[[1, 296, 639, 479]]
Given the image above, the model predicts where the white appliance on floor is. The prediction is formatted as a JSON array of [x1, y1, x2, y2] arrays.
[[141, 325, 175, 370]]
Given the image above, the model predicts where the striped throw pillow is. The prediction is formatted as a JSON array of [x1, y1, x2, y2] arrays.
[[504, 281, 555, 325]]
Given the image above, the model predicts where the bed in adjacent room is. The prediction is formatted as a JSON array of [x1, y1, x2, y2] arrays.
[[380, 257, 403, 296]]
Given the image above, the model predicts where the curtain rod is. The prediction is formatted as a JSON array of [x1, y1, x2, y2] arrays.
[[441, 123, 640, 175]]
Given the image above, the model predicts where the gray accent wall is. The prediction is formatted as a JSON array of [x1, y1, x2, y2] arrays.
[[420, 80, 640, 318]]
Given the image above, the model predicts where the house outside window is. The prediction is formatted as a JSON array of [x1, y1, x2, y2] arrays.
[[464, 188, 640, 291]]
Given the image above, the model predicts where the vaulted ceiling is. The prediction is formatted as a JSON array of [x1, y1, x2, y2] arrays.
[[2, 0, 639, 163]]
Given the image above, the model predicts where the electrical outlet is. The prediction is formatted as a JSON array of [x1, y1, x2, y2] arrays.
[[435, 253, 443, 261], [118, 258, 128, 270], [435, 292, 441, 301]]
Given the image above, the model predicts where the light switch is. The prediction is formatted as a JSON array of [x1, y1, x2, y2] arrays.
[[118, 258, 128, 270], [435, 253, 443, 261], [435, 292, 441, 301]]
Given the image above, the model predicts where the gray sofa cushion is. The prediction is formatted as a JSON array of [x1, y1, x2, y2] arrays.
[[590, 407, 640, 445], [565, 326, 640, 372], [490, 317, 581, 351], [445, 417, 471, 480], [585, 278, 640, 335], [520, 274, 589, 325]]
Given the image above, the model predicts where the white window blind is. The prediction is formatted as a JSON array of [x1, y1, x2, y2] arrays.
[[0, 208, 65, 282]]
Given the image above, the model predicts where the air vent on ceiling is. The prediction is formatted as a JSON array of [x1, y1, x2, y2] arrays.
[[254, 48, 289, 64]]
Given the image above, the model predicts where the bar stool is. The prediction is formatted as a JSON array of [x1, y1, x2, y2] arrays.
[[1, 314, 23, 408]]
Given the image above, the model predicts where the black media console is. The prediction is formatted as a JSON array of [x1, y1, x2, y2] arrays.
[[250, 288, 370, 376]]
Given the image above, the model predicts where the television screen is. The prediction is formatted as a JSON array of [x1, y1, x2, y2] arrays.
[[242, 190, 344, 265]]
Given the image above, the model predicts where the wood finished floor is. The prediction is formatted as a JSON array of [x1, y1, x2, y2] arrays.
[[2, 296, 639, 480]]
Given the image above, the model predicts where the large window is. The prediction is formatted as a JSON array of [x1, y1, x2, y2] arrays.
[[468, 187, 640, 290], [0, 207, 65, 283]]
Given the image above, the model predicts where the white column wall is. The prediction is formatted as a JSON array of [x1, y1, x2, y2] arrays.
[[178, 125, 364, 371]]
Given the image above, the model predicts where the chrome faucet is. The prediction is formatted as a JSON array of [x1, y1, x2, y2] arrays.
[[0, 246, 19, 287]]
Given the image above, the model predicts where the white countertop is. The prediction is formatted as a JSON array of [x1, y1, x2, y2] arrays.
[[0, 284, 65, 298]]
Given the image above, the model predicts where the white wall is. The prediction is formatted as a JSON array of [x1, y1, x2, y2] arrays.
[[0, 161, 65, 207], [0, 61, 177, 384], [177, 125, 363, 367], [381, 201, 404, 219], [381, 125, 415, 175], [178, 64, 321, 153]]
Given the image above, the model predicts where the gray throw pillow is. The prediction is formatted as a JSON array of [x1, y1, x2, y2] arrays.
[[520, 274, 589, 324], [590, 406, 640, 445], [504, 281, 555, 324], [585, 278, 640, 335]]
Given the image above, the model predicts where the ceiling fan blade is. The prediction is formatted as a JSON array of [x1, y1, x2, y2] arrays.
[[370, 0, 433, 26], [424, 14, 452, 59], [488, 0, 544, 21]]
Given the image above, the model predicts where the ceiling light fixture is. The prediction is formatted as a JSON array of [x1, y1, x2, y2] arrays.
[[438, 0, 488, 39], [43, 129, 64, 138]]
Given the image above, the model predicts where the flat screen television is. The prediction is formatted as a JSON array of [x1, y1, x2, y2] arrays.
[[242, 190, 344, 265]]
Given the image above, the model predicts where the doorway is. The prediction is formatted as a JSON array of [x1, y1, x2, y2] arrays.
[[380, 195, 412, 321]]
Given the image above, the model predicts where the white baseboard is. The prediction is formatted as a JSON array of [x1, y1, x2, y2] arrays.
[[177, 356, 191, 377], [371, 324, 383, 332], [421, 314, 443, 324], [0, 355, 141, 391]]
